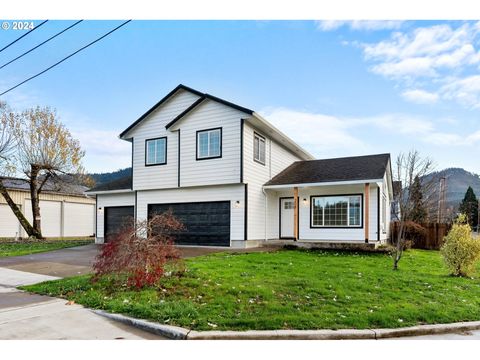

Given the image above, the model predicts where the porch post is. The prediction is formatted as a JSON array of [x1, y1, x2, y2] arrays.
[[293, 186, 299, 241], [364, 183, 370, 243]]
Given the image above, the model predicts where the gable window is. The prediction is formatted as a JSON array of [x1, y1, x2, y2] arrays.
[[145, 137, 167, 166], [254, 132, 266, 165], [311, 195, 362, 227], [197, 128, 222, 160]]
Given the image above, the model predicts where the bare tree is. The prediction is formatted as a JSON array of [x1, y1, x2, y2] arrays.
[[392, 150, 437, 270], [0, 103, 38, 237], [12, 106, 85, 238]]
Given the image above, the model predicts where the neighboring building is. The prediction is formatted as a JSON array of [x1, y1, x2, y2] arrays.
[[0, 177, 96, 239], [87, 84, 393, 248]]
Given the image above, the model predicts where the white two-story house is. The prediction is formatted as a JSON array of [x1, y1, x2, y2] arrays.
[[88, 84, 393, 248]]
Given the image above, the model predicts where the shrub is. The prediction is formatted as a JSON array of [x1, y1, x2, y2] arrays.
[[93, 210, 184, 288], [441, 214, 480, 277]]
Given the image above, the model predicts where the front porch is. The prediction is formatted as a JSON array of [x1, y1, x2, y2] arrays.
[[263, 180, 387, 245]]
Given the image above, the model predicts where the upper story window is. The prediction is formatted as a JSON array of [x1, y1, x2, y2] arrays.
[[311, 195, 362, 228], [254, 132, 266, 165], [145, 137, 167, 166], [196, 128, 222, 160]]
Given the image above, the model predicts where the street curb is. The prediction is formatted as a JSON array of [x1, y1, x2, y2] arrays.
[[92, 310, 480, 340], [92, 310, 189, 339]]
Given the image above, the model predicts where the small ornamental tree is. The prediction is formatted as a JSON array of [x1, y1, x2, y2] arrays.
[[93, 210, 184, 289], [441, 214, 480, 277]]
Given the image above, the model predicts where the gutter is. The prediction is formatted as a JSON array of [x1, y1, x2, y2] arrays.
[[263, 179, 384, 190]]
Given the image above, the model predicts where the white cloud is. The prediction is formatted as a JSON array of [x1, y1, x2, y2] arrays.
[[316, 20, 404, 31], [401, 89, 439, 104], [71, 128, 131, 172], [259, 107, 368, 157], [440, 75, 480, 108], [357, 21, 480, 108]]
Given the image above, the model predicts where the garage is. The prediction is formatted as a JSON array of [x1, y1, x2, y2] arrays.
[[25, 200, 62, 238], [0, 204, 22, 238], [64, 202, 95, 237], [104, 206, 135, 242], [148, 201, 230, 246]]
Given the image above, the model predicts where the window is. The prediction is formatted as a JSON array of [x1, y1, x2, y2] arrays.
[[284, 200, 294, 209], [197, 128, 222, 159], [145, 137, 167, 166], [311, 195, 362, 227], [254, 133, 266, 164]]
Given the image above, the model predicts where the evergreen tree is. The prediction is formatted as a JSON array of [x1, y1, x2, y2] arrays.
[[410, 175, 428, 223], [459, 186, 479, 228]]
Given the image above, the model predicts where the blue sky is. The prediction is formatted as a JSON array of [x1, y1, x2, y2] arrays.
[[1, 20, 479, 173]]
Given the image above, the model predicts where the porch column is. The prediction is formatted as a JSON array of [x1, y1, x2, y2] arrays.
[[364, 183, 369, 243], [293, 186, 299, 241]]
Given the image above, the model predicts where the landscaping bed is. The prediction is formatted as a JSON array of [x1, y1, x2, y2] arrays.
[[0, 239, 94, 257], [22, 249, 480, 331]]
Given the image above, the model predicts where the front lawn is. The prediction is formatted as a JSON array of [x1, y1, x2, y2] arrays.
[[23, 249, 480, 331], [0, 240, 94, 257]]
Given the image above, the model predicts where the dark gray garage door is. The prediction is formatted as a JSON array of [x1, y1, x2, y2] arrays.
[[148, 201, 230, 246], [104, 206, 134, 242]]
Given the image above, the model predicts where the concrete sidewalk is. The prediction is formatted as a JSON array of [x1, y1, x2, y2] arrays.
[[0, 266, 165, 340]]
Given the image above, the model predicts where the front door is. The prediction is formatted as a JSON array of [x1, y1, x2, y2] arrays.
[[280, 198, 294, 238]]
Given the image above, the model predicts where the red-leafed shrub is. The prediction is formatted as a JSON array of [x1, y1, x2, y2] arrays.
[[93, 210, 184, 289]]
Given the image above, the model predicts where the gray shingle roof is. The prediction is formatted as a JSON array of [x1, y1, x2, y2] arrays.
[[264, 153, 391, 186], [86, 175, 132, 192], [0, 177, 89, 196]]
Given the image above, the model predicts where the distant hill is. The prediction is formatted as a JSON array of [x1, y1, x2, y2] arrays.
[[424, 168, 480, 209], [89, 167, 132, 186]]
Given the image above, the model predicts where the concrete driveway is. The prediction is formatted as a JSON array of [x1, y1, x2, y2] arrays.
[[0, 243, 275, 340]]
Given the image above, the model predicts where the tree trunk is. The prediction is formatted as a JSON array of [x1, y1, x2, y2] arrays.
[[0, 180, 40, 238], [29, 165, 43, 239], [393, 221, 405, 270]]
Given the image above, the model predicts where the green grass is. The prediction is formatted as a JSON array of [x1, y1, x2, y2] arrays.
[[0, 240, 94, 257], [22, 249, 480, 331]]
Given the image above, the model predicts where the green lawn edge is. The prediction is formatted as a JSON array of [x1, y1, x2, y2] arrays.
[[0, 240, 94, 257], [22, 249, 480, 331]]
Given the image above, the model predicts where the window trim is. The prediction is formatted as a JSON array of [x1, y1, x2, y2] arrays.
[[309, 193, 364, 229], [253, 132, 266, 165], [196, 127, 223, 161], [145, 136, 167, 167]]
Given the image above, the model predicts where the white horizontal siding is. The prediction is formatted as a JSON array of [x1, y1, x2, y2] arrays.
[[129, 89, 201, 190], [174, 100, 243, 187], [243, 122, 302, 240], [136, 184, 245, 241], [96, 192, 135, 240]]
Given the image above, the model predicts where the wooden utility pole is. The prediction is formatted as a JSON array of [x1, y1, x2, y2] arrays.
[[437, 177, 446, 223], [364, 183, 369, 243]]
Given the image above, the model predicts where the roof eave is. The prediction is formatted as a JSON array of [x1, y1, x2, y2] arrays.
[[85, 189, 134, 195], [263, 178, 385, 189]]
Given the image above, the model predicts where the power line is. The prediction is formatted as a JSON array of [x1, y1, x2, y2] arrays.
[[0, 20, 131, 97], [0, 20, 83, 71], [0, 20, 48, 53]]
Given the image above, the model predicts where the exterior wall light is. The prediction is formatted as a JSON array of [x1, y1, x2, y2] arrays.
[[234, 200, 241, 208]]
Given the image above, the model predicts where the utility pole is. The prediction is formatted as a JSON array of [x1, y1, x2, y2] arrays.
[[477, 198, 480, 234], [437, 177, 446, 223]]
